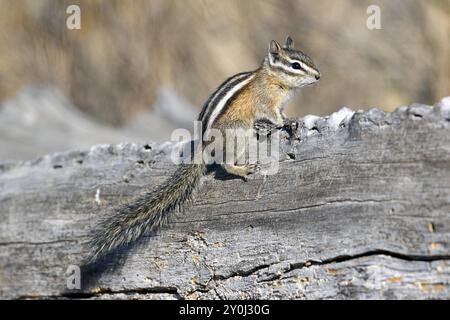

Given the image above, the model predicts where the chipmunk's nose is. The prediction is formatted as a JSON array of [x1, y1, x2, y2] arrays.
[[315, 73, 321, 80]]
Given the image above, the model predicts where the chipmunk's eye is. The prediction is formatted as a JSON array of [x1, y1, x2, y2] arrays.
[[291, 62, 302, 70]]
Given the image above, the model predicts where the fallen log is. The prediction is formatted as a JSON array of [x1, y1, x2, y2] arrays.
[[1, 99, 450, 299]]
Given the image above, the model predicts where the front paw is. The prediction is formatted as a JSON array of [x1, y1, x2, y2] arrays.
[[254, 119, 278, 136], [282, 118, 300, 139], [283, 118, 298, 131]]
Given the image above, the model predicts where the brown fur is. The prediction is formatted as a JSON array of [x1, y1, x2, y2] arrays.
[[214, 69, 290, 130]]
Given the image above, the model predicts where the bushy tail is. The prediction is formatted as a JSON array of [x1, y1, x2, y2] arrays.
[[87, 163, 206, 262]]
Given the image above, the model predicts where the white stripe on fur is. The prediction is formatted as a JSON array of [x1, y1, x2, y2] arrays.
[[206, 74, 255, 129]]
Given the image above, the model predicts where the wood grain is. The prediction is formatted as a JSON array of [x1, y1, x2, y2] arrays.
[[1, 102, 449, 299]]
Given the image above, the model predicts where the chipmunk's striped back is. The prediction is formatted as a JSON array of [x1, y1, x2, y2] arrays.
[[198, 71, 255, 133]]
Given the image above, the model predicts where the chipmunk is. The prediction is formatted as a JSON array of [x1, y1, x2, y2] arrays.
[[88, 36, 320, 262]]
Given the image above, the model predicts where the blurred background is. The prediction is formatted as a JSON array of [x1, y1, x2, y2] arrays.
[[0, 0, 449, 161]]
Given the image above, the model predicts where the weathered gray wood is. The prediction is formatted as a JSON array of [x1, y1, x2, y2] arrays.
[[1, 99, 450, 299]]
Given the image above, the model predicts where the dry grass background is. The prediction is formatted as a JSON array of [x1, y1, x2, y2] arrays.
[[0, 0, 449, 126]]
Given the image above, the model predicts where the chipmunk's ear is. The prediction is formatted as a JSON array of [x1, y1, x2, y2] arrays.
[[285, 36, 294, 49], [269, 40, 282, 56]]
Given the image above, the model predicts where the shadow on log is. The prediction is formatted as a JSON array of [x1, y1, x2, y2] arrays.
[[1, 100, 450, 299]]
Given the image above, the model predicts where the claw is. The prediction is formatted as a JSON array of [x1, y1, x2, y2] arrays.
[[283, 118, 300, 139], [254, 118, 278, 137], [246, 162, 261, 175]]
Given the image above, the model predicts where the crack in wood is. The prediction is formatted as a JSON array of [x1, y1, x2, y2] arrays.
[[213, 250, 450, 284], [18, 286, 182, 300]]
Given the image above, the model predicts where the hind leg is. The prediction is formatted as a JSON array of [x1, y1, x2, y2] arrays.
[[222, 163, 259, 178], [222, 141, 259, 179]]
